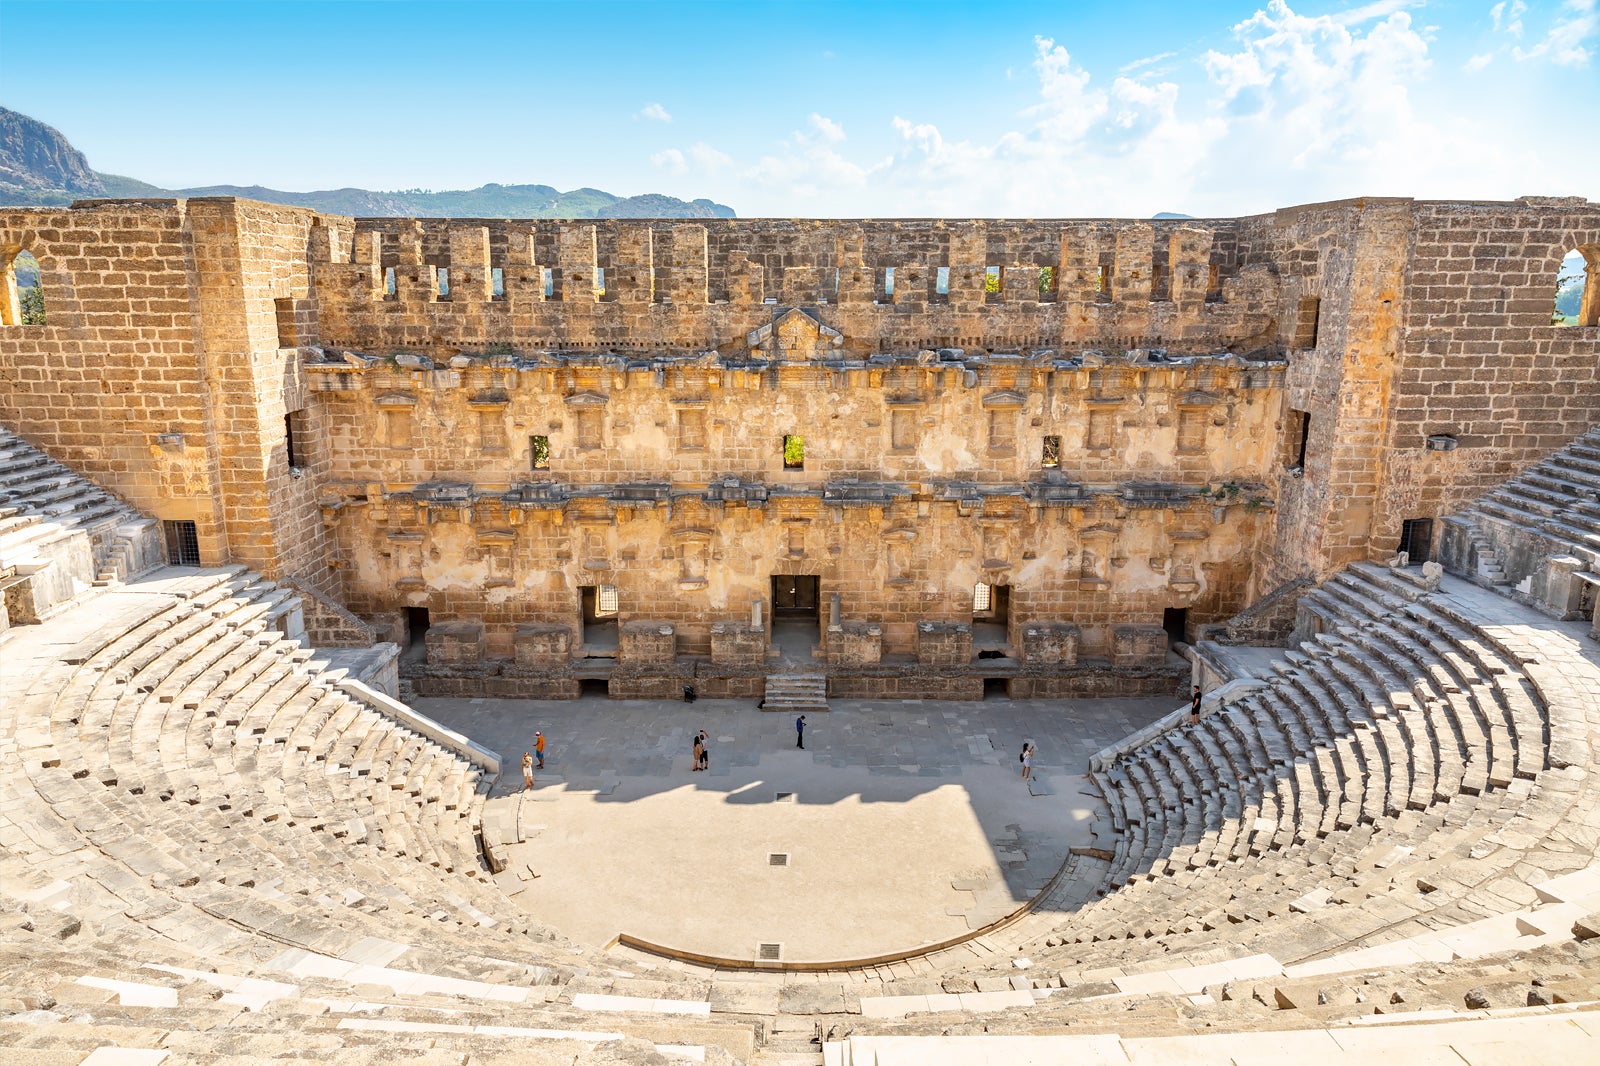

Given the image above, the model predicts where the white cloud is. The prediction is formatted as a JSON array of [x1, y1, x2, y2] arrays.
[[1490, 0, 1527, 36], [650, 148, 686, 174], [1120, 51, 1177, 74], [1513, 0, 1597, 66], [639, 102, 672, 122], [689, 142, 733, 171], [694, 1, 1596, 216], [808, 114, 847, 142]]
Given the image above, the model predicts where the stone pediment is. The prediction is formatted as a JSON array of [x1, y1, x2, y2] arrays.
[[747, 307, 844, 360]]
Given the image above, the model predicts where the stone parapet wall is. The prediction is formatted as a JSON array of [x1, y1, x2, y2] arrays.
[[313, 217, 1279, 358]]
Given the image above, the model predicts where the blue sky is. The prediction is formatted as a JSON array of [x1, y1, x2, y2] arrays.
[[2, 0, 1595, 216]]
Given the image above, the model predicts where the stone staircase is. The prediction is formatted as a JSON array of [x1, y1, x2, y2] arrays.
[[1442, 423, 1600, 607], [762, 672, 829, 712], [0, 427, 162, 623]]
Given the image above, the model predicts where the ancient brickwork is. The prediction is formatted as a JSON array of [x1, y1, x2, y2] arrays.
[[313, 218, 1277, 357], [1, 195, 1594, 698], [0, 201, 227, 555], [1373, 197, 1600, 553]]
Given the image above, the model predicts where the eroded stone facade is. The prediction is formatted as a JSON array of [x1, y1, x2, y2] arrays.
[[1, 195, 1595, 699]]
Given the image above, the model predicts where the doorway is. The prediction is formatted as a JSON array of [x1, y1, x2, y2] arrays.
[[972, 582, 1010, 655], [579, 584, 619, 655], [770, 575, 821, 663], [983, 677, 1010, 700], [1397, 518, 1433, 565], [1163, 607, 1188, 646], [403, 607, 430, 666], [772, 575, 819, 616]]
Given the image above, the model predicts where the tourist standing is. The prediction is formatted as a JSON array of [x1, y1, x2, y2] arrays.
[[697, 729, 710, 771], [535, 731, 546, 769], [796, 714, 806, 749], [1020, 742, 1035, 781], [522, 751, 534, 791], [1190, 686, 1203, 727], [692, 732, 704, 772]]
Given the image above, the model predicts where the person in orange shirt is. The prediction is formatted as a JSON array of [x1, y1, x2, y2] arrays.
[[535, 731, 546, 769]]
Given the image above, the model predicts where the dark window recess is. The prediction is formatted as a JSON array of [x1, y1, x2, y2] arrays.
[[1042, 435, 1061, 468], [1287, 409, 1312, 470], [1163, 607, 1188, 645], [163, 520, 201, 566], [405, 606, 430, 648], [284, 410, 306, 469], [529, 434, 550, 470], [1397, 518, 1433, 565], [579, 678, 610, 698]]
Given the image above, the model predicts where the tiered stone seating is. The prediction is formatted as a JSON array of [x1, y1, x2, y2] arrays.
[[918, 561, 1598, 995], [0, 566, 744, 1058], [0, 428, 161, 623]]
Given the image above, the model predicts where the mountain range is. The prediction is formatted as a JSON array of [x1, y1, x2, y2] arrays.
[[0, 107, 736, 219]]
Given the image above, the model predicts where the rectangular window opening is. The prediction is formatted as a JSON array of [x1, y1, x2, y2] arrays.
[[884, 266, 895, 297], [596, 584, 619, 616], [972, 581, 992, 614], [383, 266, 397, 298], [284, 410, 306, 470], [1042, 435, 1061, 468], [436, 267, 450, 299], [595, 266, 606, 297], [529, 434, 550, 470], [984, 265, 1001, 295], [542, 267, 554, 298], [491, 266, 505, 299], [783, 434, 805, 470], [1038, 265, 1056, 299], [163, 520, 201, 566], [1397, 519, 1433, 566], [1287, 409, 1311, 470], [935, 266, 950, 296]]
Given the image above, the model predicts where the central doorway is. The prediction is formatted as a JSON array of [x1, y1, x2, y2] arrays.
[[772, 575, 819, 616], [770, 575, 821, 663]]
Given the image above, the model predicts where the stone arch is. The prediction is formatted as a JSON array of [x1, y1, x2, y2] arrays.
[[1, 245, 46, 326], [1553, 245, 1599, 328]]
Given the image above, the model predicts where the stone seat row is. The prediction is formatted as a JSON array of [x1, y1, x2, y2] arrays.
[[1466, 426, 1600, 566]]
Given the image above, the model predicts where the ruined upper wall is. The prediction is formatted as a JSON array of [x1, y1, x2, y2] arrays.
[[312, 216, 1281, 358]]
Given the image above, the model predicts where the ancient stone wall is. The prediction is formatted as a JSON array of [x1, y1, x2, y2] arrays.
[[0, 200, 228, 556], [3, 195, 1595, 700], [312, 218, 1278, 358], [1373, 197, 1600, 554]]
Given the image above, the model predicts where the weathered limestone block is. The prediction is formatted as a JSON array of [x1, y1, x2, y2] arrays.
[[620, 621, 677, 665], [710, 622, 766, 666], [513, 624, 572, 668], [917, 621, 973, 665], [827, 621, 882, 665], [1020, 623, 1080, 665], [1110, 624, 1169, 666], [425, 621, 485, 665]]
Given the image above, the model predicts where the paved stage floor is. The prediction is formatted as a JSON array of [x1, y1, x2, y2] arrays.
[[415, 693, 1177, 963]]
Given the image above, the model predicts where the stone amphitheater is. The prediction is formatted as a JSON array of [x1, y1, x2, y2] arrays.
[[2, 195, 1600, 1064]]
